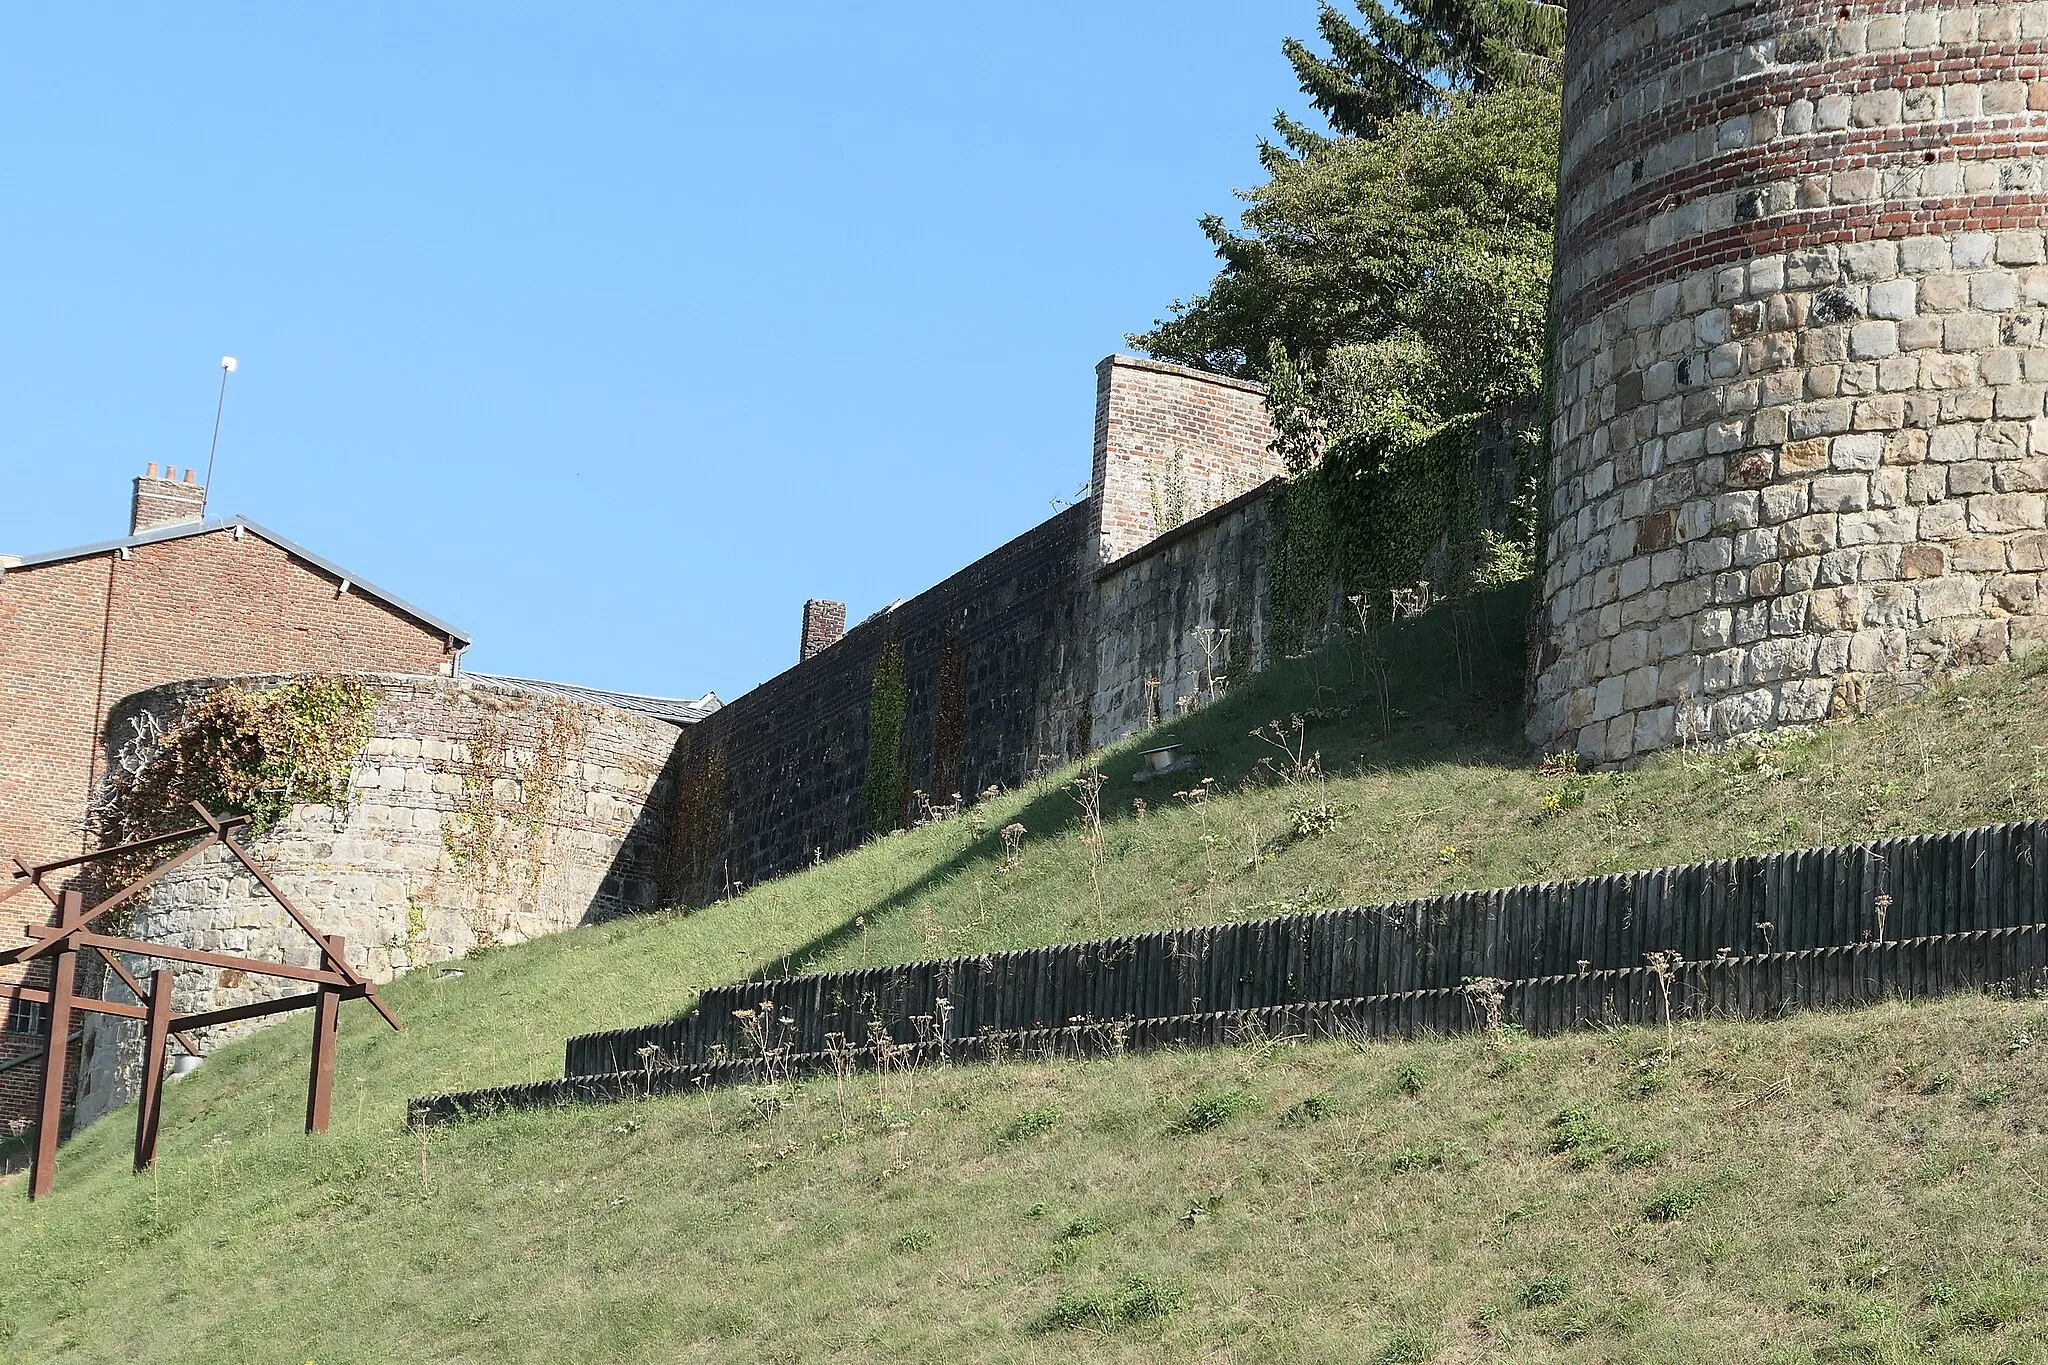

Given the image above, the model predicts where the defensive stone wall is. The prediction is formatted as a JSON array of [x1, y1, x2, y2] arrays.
[[71, 669, 681, 1127], [665, 506, 1097, 902], [1091, 481, 1279, 746], [1534, 0, 2048, 762]]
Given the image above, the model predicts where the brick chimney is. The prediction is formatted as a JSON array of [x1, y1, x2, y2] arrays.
[[800, 599, 846, 661], [131, 463, 207, 535]]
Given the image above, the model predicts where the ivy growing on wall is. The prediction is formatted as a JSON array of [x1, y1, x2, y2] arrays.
[[862, 639, 908, 837], [665, 740, 729, 906], [931, 629, 968, 807], [99, 675, 376, 875], [442, 695, 588, 907], [1270, 407, 1541, 654]]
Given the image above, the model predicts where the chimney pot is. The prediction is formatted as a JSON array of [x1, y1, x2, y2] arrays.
[[184, 469, 197, 484], [145, 462, 158, 478]]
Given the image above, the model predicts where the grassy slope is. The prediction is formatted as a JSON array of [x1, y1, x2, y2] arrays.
[[6, 587, 2048, 1361]]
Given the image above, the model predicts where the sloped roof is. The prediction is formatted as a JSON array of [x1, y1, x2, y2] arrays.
[[2, 515, 471, 646], [470, 674, 722, 726]]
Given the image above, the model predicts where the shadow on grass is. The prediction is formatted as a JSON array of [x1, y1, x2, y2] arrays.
[[728, 582, 1535, 993]]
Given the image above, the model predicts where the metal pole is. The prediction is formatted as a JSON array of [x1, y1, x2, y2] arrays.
[[133, 969, 174, 1172], [201, 357, 234, 514], [29, 891, 82, 1199], [305, 935, 344, 1135]]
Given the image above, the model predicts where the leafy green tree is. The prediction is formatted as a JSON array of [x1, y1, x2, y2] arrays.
[[1132, 81, 1559, 387]]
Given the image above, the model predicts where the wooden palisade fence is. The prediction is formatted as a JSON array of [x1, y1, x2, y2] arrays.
[[410, 819, 2048, 1125]]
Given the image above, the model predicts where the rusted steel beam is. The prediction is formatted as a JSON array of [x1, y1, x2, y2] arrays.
[[0, 984, 144, 1020], [173, 989, 341, 1034], [134, 969, 173, 1172], [89, 945, 200, 1055], [67, 997, 148, 1022], [18, 929, 351, 988], [29, 892, 82, 1200], [15, 818, 242, 882], [306, 935, 343, 1135], [5, 831, 222, 968]]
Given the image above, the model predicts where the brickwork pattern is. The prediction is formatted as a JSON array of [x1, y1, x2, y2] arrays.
[[0, 516, 460, 1133], [0, 526, 457, 867], [130, 467, 205, 534], [799, 599, 846, 661], [1090, 355, 1283, 564], [1533, 0, 2048, 762]]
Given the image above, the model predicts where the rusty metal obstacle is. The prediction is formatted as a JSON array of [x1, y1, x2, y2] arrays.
[[0, 802, 399, 1197]]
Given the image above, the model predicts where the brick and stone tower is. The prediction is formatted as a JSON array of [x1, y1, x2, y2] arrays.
[[1532, 0, 2048, 763]]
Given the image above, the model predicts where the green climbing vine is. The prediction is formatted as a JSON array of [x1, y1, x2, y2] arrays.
[[99, 675, 376, 876], [665, 739, 729, 906], [442, 694, 587, 903], [862, 638, 908, 837], [1271, 407, 1542, 654]]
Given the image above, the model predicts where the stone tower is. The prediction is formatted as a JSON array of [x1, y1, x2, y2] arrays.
[[1531, 0, 2048, 763]]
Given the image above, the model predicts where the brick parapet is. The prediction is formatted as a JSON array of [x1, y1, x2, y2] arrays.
[[1533, 0, 2048, 762], [1089, 355, 1282, 565]]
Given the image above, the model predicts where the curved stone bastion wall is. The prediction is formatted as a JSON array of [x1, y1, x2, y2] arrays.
[[73, 672, 678, 1124], [1532, 0, 2048, 763]]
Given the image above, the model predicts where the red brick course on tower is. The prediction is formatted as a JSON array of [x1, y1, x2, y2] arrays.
[[1533, 0, 2048, 761]]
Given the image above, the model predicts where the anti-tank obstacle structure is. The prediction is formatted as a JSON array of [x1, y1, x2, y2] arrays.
[[412, 818, 2048, 1126], [0, 803, 400, 1197]]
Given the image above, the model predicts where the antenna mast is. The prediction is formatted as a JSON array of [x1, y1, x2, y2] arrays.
[[201, 355, 237, 514]]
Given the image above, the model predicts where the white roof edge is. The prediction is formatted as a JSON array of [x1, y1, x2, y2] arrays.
[[4, 515, 473, 647], [467, 673, 723, 725]]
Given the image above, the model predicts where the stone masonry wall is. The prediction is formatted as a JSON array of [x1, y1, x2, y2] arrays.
[[667, 505, 1095, 901], [1091, 482, 1279, 746], [72, 672, 678, 1126], [1090, 355, 1283, 564], [1533, 0, 2048, 762]]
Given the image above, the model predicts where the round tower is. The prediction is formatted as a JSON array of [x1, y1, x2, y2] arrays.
[[1532, 0, 2048, 762]]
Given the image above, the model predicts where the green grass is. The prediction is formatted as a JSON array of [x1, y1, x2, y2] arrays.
[[8, 994, 2048, 1362], [9, 585, 2048, 1360]]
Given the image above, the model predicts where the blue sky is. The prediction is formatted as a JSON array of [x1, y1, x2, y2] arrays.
[[2, 4, 1318, 702]]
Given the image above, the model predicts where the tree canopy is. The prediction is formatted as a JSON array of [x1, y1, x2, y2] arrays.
[[1283, 0, 1566, 138], [1130, 81, 1560, 397]]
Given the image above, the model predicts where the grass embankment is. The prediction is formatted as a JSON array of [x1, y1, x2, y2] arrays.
[[6, 584, 2048, 1361]]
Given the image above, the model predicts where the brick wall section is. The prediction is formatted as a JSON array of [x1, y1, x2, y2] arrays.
[[1532, 0, 2048, 762], [669, 505, 1095, 900], [0, 525, 458, 867], [70, 671, 680, 1127], [1090, 356, 1283, 564], [0, 514, 460, 1133], [799, 600, 847, 661]]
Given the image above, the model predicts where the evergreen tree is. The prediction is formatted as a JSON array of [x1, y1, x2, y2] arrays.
[[1283, 0, 1566, 138]]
